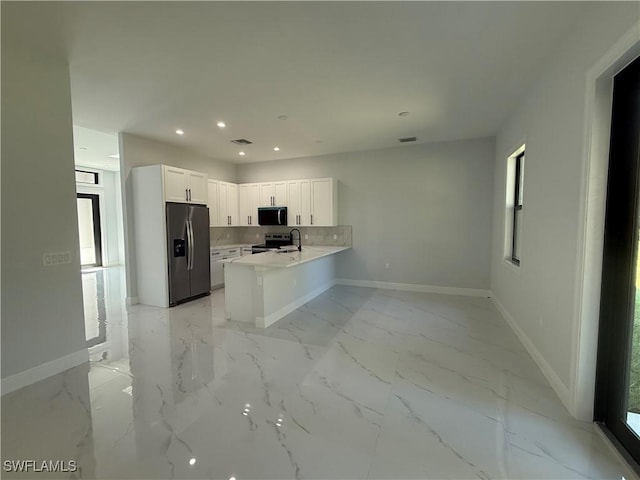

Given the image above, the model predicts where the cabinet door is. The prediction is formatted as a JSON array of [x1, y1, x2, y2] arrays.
[[273, 181, 288, 206], [300, 180, 311, 226], [248, 183, 260, 226], [187, 171, 208, 204], [287, 181, 300, 226], [207, 180, 220, 226], [259, 183, 275, 206], [227, 183, 238, 226], [218, 182, 229, 225], [238, 184, 251, 226], [311, 178, 335, 226], [164, 166, 188, 203]]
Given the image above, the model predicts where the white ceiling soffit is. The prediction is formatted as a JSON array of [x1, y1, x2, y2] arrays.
[[3, 2, 603, 164], [73, 126, 120, 172]]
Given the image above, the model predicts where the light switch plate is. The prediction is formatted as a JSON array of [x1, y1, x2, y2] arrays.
[[43, 251, 71, 266]]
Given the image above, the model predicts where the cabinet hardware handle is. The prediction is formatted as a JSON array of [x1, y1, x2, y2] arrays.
[[311, 214, 313, 225], [185, 189, 188, 201], [250, 215, 252, 225]]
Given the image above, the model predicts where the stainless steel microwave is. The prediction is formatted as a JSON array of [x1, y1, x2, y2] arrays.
[[258, 207, 288, 226]]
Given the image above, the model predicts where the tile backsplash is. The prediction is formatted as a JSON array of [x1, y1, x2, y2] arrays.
[[210, 225, 352, 247], [209, 227, 239, 245]]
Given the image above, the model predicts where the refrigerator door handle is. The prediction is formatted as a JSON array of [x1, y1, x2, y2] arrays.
[[186, 220, 193, 270]]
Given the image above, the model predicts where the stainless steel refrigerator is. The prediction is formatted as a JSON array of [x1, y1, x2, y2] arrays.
[[166, 202, 210, 306]]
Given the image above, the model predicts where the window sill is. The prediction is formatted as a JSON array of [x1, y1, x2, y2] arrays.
[[502, 258, 522, 275]]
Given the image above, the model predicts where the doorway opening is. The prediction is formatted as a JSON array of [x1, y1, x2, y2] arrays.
[[77, 192, 103, 267], [595, 54, 640, 466]]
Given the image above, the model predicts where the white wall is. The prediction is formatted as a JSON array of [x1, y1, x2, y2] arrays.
[[238, 138, 496, 290], [1, 41, 87, 379], [490, 2, 640, 418], [119, 133, 237, 301]]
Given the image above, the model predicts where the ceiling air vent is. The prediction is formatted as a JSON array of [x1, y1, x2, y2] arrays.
[[231, 138, 253, 145], [398, 136, 417, 143]]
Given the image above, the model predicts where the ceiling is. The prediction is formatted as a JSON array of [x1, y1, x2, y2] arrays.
[[3, 2, 599, 164], [73, 126, 120, 172]]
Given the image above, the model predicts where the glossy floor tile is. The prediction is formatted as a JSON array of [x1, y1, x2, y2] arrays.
[[1, 284, 629, 479]]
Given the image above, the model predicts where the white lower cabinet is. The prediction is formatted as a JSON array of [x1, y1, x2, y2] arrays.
[[210, 247, 242, 289]]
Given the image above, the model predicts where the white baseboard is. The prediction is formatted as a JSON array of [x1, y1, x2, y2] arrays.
[[257, 280, 336, 328], [1, 349, 89, 396], [491, 294, 572, 412], [126, 296, 139, 306], [335, 278, 491, 298]]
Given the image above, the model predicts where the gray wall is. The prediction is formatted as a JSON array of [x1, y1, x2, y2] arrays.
[[1, 41, 87, 378], [119, 133, 237, 300], [238, 138, 496, 289], [490, 2, 639, 416]]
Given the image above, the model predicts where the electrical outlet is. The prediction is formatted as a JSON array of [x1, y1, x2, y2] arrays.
[[226, 233, 230, 239], [293, 279, 297, 287], [385, 263, 390, 269], [333, 234, 338, 240], [43, 251, 71, 267], [305, 234, 309, 240]]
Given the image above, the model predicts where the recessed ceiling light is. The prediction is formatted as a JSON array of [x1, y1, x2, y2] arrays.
[[176, 129, 185, 135], [189, 458, 197, 466], [239, 151, 246, 156], [398, 111, 410, 117], [79, 146, 88, 150], [277, 115, 288, 120], [217, 121, 226, 128], [273, 146, 280, 151]]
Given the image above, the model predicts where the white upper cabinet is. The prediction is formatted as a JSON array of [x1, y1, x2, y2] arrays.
[[239, 183, 260, 226], [207, 180, 219, 227], [259, 181, 288, 206], [310, 178, 338, 226], [186, 171, 208, 204], [287, 180, 311, 226], [208, 180, 239, 226], [162, 165, 208, 204], [218, 181, 239, 226]]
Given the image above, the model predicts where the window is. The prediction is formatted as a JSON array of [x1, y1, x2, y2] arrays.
[[505, 145, 525, 267], [512, 151, 524, 265], [75, 169, 99, 185]]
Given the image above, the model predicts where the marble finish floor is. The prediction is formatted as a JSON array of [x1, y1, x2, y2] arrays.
[[1, 286, 628, 479]]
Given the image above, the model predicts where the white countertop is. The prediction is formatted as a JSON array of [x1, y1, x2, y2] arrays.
[[210, 244, 252, 251], [222, 245, 350, 268]]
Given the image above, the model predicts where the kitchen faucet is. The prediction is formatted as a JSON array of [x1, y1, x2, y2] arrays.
[[289, 228, 302, 251]]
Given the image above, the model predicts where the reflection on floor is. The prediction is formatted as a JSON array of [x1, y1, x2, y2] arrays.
[[81, 268, 106, 347], [1, 285, 629, 479]]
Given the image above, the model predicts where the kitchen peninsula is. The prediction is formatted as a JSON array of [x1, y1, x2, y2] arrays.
[[224, 246, 349, 327]]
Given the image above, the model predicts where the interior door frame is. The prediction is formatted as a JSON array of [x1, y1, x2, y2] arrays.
[[594, 54, 640, 464], [77, 192, 104, 267]]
